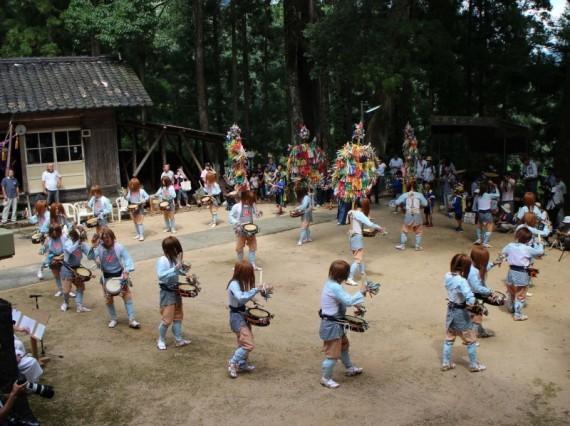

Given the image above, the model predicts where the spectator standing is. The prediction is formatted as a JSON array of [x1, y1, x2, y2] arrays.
[[500, 173, 515, 214], [1, 169, 19, 224], [389, 154, 403, 178], [41, 163, 62, 205], [521, 155, 538, 195], [422, 156, 436, 185], [175, 166, 191, 208], [161, 163, 175, 184], [547, 175, 565, 229], [372, 157, 386, 205]]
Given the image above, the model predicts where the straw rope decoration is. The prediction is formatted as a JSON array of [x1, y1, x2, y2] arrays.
[[286, 124, 327, 188], [402, 122, 420, 190], [365, 280, 381, 296], [332, 122, 377, 202], [225, 123, 249, 192]]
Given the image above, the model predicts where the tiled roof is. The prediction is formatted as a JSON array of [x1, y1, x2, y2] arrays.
[[0, 56, 153, 114]]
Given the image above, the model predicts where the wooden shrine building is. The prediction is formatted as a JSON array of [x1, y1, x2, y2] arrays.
[[0, 56, 153, 200]]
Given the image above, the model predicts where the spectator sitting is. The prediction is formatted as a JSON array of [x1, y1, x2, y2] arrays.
[[497, 204, 516, 233]]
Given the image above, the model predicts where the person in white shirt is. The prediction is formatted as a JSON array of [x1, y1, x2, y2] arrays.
[[521, 156, 538, 195], [372, 156, 387, 204], [546, 175, 565, 228], [41, 163, 62, 205], [388, 155, 403, 177], [500, 173, 515, 214], [421, 156, 435, 184], [160, 163, 175, 184], [415, 157, 427, 183]]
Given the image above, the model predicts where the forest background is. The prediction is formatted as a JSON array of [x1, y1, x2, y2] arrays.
[[1, 0, 569, 190]]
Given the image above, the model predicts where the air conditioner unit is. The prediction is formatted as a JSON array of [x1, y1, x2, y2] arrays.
[[81, 129, 92, 138]]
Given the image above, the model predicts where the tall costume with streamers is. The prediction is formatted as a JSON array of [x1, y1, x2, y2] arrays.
[[286, 125, 327, 188], [225, 124, 249, 193], [402, 122, 420, 191], [332, 123, 376, 204]]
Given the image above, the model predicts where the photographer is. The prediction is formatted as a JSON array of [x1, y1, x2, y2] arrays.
[[0, 381, 27, 424]]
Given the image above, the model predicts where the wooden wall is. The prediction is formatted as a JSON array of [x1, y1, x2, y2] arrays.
[[0, 108, 122, 201]]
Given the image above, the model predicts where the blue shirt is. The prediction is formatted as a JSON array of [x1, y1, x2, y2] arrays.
[[89, 243, 134, 274], [227, 279, 258, 308], [1, 177, 18, 198], [452, 195, 463, 215], [320, 279, 364, 317]]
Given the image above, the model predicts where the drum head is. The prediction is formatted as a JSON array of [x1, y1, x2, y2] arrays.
[[248, 308, 270, 319], [128, 204, 138, 210], [344, 315, 365, 325], [179, 283, 197, 292], [243, 224, 258, 233], [105, 278, 123, 294], [31, 233, 43, 243], [200, 196, 212, 203], [76, 267, 91, 277]]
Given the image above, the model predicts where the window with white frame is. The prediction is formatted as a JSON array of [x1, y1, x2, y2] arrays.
[[25, 130, 83, 164], [24, 129, 87, 193]]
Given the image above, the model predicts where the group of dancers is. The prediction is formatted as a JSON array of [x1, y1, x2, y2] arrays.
[[24, 172, 551, 387]]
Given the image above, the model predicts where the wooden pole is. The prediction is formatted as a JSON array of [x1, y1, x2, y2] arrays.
[[5, 121, 13, 177], [133, 130, 164, 177]]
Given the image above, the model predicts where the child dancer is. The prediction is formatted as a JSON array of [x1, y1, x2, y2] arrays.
[[319, 259, 369, 389], [346, 198, 385, 286], [452, 186, 464, 232], [155, 176, 177, 233], [441, 253, 486, 372], [49, 202, 72, 235], [468, 246, 497, 338], [515, 192, 541, 223], [423, 183, 435, 227], [204, 171, 222, 227], [44, 224, 66, 297], [394, 180, 428, 251], [500, 227, 544, 321], [226, 260, 272, 378], [87, 185, 112, 233], [156, 236, 191, 350], [60, 227, 92, 313], [293, 187, 313, 245], [228, 191, 262, 270], [90, 227, 140, 329], [474, 182, 500, 247], [30, 200, 50, 280], [125, 177, 149, 241]]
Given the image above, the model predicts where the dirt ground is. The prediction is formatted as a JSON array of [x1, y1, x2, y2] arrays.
[[2, 203, 570, 426]]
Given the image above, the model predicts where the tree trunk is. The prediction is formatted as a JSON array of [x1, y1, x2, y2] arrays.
[[284, 0, 304, 143], [241, 12, 251, 143], [555, 58, 570, 211], [212, 1, 224, 131], [318, 71, 330, 151], [231, 1, 239, 122], [193, 0, 216, 163], [261, 0, 271, 151]]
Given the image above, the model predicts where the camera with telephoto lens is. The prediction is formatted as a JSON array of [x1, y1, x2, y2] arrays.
[[16, 377, 55, 399]]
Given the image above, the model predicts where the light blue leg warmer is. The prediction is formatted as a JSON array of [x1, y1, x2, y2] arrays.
[[172, 320, 183, 340], [340, 351, 353, 369], [248, 250, 256, 265], [237, 250, 244, 261], [321, 358, 336, 379], [483, 231, 491, 245], [170, 218, 176, 231], [139, 224, 144, 238], [400, 232, 407, 245], [75, 289, 84, 306], [476, 228, 482, 241], [299, 229, 306, 243], [106, 303, 117, 320], [55, 276, 63, 291], [230, 347, 249, 365], [158, 323, 168, 341], [415, 234, 422, 247], [349, 262, 359, 280], [124, 299, 135, 320], [514, 299, 524, 318], [442, 340, 454, 365], [467, 342, 478, 367], [164, 220, 170, 231], [359, 262, 365, 275]]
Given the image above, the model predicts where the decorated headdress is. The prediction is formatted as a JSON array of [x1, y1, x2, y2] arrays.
[[298, 124, 310, 141], [352, 122, 365, 142]]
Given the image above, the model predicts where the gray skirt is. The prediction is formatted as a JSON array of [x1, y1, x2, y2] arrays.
[[302, 210, 313, 223], [60, 264, 77, 281], [445, 306, 473, 332], [319, 319, 345, 341], [349, 233, 364, 251], [404, 213, 423, 227], [159, 288, 181, 307], [229, 311, 248, 333], [507, 269, 530, 286], [478, 211, 493, 224]]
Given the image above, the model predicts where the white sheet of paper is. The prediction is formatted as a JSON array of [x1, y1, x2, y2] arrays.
[[33, 323, 46, 340], [19, 316, 36, 335], [12, 309, 22, 325]]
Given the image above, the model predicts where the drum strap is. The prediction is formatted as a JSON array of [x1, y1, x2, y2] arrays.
[[103, 270, 123, 279], [229, 305, 246, 313], [159, 283, 178, 292], [318, 309, 340, 322]]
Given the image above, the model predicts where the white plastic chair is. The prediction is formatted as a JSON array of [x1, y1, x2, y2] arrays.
[[62, 203, 78, 224], [74, 202, 93, 225], [114, 197, 129, 223]]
